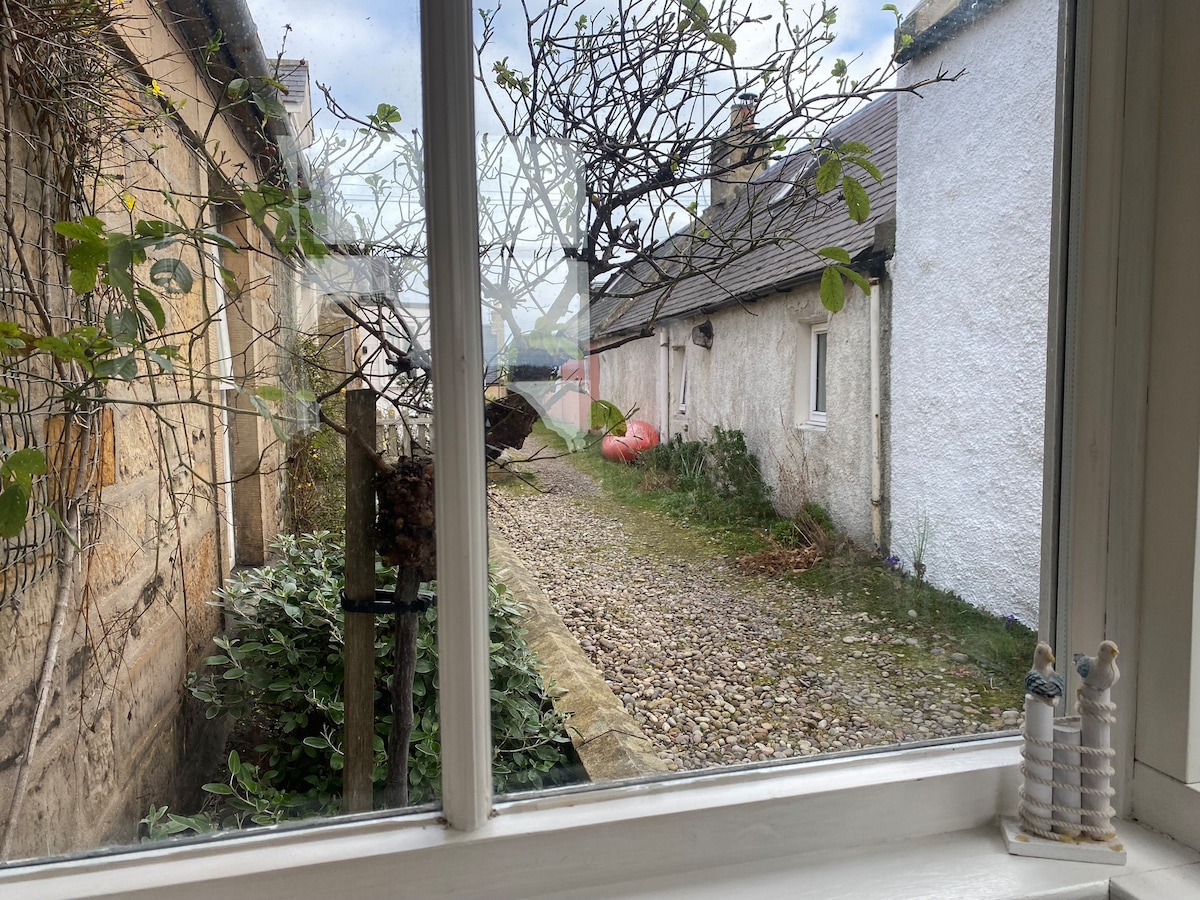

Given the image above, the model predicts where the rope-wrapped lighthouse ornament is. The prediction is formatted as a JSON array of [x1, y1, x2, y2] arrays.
[[1002, 640, 1126, 864]]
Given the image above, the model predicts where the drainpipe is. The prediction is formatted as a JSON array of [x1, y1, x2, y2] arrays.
[[658, 331, 670, 440], [870, 278, 883, 549]]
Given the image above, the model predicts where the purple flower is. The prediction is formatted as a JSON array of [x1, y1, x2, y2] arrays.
[[884, 554, 901, 569]]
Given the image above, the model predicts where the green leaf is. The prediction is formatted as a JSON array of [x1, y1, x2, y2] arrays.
[[254, 385, 285, 402], [815, 157, 842, 194], [707, 31, 736, 55], [67, 239, 107, 268], [295, 389, 317, 403], [105, 308, 139, 342], [241, 189, 268, 228], [133, 219, 185, 243], [228, 750, 242, 775], [68, 261, 99, 295], [842, 175, 870, 223], [849, 156, 884, 183], [94, 355, 138, 381], [5, 448, 47, 482], [838, 141, 871, 156], [0, 483, 30, 538], [106, 235, 136, 300], [251, 91, 287, 121], [56, 221, 102, 242], [226, 77, 249, 99], [820, 266, 846, 313], [202, 782, 234, 796], [200, 228, 240, 251], [145, 349, 175, 373], [137, 288, 167, 331], [835, 264, 873, 298], [817, 246, 852, 264], [218, 265, 239, 295], [150, 258, 194, 295]]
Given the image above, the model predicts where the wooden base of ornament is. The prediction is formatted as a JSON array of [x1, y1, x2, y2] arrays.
[[1000, 816, 1126, 865]]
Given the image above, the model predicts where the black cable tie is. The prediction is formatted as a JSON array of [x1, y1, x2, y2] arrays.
[[339, 587, 437, 616]]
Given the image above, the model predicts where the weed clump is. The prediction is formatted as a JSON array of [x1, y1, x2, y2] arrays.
[[641, 427, 775, 525]]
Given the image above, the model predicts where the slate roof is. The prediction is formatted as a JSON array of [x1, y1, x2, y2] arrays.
[[590, 93, 897, 340], [276, 59, 310, 106]]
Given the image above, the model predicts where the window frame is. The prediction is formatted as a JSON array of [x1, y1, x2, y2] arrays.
[[809, 323, 828, 426], [6, 0, 1200, 893], [677, 351, 688, 414]]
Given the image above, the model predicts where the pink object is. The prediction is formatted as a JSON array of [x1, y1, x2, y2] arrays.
[[600, 420, 660, 463]]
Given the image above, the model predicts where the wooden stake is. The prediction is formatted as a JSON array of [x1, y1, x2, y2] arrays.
[[343, 389, 377, 813], [386, 570, 421, 808]]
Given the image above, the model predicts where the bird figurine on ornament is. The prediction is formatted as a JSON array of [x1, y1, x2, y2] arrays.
[[1074, 640, 1120, 692], [1025, 641, 1066, 706]]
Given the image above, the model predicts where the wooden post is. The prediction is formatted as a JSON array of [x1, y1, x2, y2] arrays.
[[343, 389, 377, 812], [386, 569, 421, 809]]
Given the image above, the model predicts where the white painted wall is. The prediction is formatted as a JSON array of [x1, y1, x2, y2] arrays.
[[889, 0, 1059, 623], [598, 335, 660, 429], [596, 280, 875, 544]]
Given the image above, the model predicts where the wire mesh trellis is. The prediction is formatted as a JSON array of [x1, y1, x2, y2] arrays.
[[0, 0, 114, 611]]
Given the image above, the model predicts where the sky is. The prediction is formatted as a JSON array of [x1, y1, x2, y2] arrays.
[[242, 1, 904, 338], [244, 0, 901, 138]]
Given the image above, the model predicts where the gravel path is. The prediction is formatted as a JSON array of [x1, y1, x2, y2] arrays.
[[490, 442, 1022, 773]]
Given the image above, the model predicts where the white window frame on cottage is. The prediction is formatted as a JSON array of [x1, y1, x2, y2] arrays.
[[677, 353, 689, 414], [809, 323, 828, 427], [5, 1, 1200, 895]]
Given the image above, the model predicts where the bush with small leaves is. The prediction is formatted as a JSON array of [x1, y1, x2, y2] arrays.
[[167, 533, 573, 833]]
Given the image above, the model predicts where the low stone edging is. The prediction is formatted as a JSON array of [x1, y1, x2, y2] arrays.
[[489, 532, 670, 782]]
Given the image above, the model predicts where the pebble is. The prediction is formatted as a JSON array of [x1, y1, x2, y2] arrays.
[[490, 440, 1021, 773]]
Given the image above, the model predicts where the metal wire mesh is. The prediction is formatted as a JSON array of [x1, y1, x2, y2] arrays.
[[0, 0, 110, 610]]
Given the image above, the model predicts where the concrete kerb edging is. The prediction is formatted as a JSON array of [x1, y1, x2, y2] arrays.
[[489, 532, 670, 782]]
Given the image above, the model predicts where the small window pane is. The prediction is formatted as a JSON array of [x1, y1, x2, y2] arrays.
[[814, 330, 828, 415]]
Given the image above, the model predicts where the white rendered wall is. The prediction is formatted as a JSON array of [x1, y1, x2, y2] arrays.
[[889, 0, 1058, 623], [596, 281, 875, 545], [597, 335, 661, 429]]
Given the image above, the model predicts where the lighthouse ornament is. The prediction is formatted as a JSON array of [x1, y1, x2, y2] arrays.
[[1003, 639, 1125, 864]]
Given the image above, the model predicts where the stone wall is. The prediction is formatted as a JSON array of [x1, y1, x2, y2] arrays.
[[0, 0, 293, 860]]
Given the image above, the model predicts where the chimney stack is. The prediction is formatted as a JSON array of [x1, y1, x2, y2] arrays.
[[709, 93, 766, 209]]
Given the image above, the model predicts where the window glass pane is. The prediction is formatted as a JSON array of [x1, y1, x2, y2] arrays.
[[814, 330, 828, 414], [488, 0, 1057, 793], [0, 0, 442, 865]]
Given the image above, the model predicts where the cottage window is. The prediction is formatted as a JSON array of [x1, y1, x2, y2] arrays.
[[7, 1, 1200, 895], [810, 325, 828, 426], [677, 355, 689, 414]]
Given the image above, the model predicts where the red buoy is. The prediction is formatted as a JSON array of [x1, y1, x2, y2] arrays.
[[600, 420, 660, 462]]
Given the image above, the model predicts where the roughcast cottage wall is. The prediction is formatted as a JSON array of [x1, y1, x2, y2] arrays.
[[597, 279, 875, 545], [887, 0, 1058, 623]]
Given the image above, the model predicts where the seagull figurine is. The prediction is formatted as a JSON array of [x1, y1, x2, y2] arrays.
[[1074, 640, 1120, 692], [1025, 641, 1066, 706]]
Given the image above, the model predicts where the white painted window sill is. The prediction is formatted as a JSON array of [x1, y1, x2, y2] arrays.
[[3, 737, 1196, 899], [796, 422, 827, 433]]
